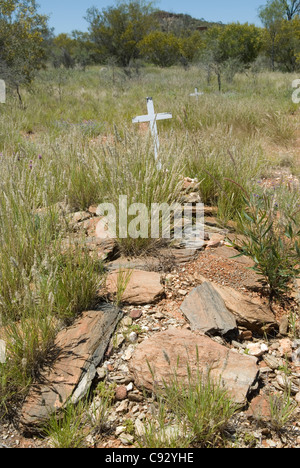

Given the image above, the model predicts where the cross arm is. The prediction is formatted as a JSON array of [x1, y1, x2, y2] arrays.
[[155, 113, 172, 121], [132, 113, 172, 124], [132, 115, 151, 124]]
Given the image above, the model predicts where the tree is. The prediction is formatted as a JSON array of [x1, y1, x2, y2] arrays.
[[281, 0, 300, 20], [216, 23, 263, 64], [138, 31, 181, 66], [52, 33, 76, 68], [50, 32, 96, 70], [259, 0, 287, 70], [275, 16, 300, 70], [259, 0, 300, 70], [260, 0, 300, 21], [0, 0, 49, 101], [85, 1, 157, 67], [179, 31, 204, 63], [201, 23, 262, 91], [71, 31, 96, 70]]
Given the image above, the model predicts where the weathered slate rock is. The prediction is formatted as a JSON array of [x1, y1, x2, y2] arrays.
[[21, 304, 122, 429], [107, 257, 160, 272], [129, 328, 259, 404], [180, 282, 237, 337], [210, 245, 255, 268], [86, 237, 119, 262], [246, 395, 272, 422], [293, 278, 300, 304], [107, 248, 198, 273], [212, 283, 278, 334], [160, 248, 199, 264], [106, 269, 165, 305]]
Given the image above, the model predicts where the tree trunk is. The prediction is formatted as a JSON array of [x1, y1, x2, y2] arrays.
[[217, 71, 222, 93], [16, 85, 24, 108], [271, 39, 275, 72]]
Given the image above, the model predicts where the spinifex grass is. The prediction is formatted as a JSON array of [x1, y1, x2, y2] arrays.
[[45, 398, 91, 449], [233, 191, 300, 301], [93, 129, 185, 255], [137, 358, 238, 448], [269, 389, 297, 432], [0, 185, 102, 415]]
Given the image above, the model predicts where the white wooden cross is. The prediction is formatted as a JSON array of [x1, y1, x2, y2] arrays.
[[190, 88, 203, 100], [0, 80, 5, 104], [132, 97, 172, 162]]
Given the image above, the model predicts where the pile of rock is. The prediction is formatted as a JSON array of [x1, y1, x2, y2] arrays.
[[5, 202, 298, 449]]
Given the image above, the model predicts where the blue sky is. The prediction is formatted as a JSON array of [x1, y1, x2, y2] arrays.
[[38, 0, 265, 34]]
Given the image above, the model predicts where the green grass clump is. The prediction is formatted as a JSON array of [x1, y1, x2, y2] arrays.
[[45, 399, 90, 449], [137, 360, 238, 448], [233, 191, 300, 301]]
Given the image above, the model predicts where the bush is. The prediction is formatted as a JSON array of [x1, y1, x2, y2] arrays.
[[139, 31, 181, 67]]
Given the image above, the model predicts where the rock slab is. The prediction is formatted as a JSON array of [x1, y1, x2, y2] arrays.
[[106, 269, 164, 305], [246, 395, 272, 422], [180, 282, 237, 337], [212, 283, 278, 334], [129, 328, 259, 404], [21, 304, 122, 429]]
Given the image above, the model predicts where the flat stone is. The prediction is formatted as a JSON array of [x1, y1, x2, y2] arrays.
[[96, 367, 107, 380], [135, 418, 146, 437], [246, 395, 272, 422], [86, 237, 118, 262], [276, 374, 298, 394], [128, 393, 144, 403], [241, 331, 253, 341], [278, 338, 293, 358], [247, 343, 269, 357], [119, 433, 134, 446], [107, 247, 200, 273], [120, 316, 132, 327], [263, 354, 283, 370], [106, 270, 164, 305], [122, 346, 135, 361], [113, 333, 125, 349], [207, 233, 225, 248], [178, 289, 188, 296], [180, 282, 237, 337], [211, 283, 278, 334], [162, 248, 199, 264], [210, 246, 255, 268], [88, 205, 98, 215], [293, 278, 300, 304], [129, 309, 143, 320], [68, 211, 91, 225], [115, 425, 126, 436], [128, 332, 138, 343], [129, 328, 259, 405], [279, 316, 289, 336], [116, 400, 129, 413], [107, 257, 160, 272], [21, 304, 122, 429], [292, 348, 300, 366]]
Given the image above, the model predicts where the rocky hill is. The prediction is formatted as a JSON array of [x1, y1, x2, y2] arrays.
[[153, 10, 223, 36]]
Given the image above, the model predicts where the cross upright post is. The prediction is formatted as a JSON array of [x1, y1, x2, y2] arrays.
[[0, 80, 5, 104], [132, 97, 172, 162]]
